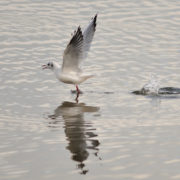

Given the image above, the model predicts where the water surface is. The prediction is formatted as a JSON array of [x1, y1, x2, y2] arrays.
[[0, 0, 180, 179]]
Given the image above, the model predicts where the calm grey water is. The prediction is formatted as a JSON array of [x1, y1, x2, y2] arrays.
[[0, 0, 180, 179]]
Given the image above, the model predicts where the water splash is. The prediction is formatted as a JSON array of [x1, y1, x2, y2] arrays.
[[132, 75, 160, 95], [132, 75, 180, 96], [141, 75, 160, 95]]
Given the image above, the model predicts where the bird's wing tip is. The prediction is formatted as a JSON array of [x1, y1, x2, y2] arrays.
[[92, 14, 98, 29]]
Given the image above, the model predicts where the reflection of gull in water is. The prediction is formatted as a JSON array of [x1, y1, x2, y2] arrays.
[[48, 101, 100, 175], [42, 14, 98, 101]]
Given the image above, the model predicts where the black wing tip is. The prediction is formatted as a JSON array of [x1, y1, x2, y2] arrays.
[[77, 26, 83, 38], [93, 14, 98, 29], [93, 13, 98, 31], [68, 14, 97, 45], [69, 26, 83, 46]]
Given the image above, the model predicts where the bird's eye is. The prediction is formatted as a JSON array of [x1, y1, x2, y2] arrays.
[[51, 63, 53, 67], [47, 63, 50, 66]]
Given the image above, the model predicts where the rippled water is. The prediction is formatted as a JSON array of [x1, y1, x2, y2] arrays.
[[0, 0, 180, 179]]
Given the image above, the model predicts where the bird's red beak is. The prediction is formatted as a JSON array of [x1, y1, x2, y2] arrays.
[[42, 64, 48, 70]]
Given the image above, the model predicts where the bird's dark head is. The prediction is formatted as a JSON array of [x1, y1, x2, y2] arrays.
[[42, 62, 54, 70]]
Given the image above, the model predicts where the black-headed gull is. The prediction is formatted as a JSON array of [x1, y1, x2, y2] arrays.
[[42, 14, 97, 96]]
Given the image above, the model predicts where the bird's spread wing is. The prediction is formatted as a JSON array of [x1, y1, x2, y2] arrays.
[[62, 14, 97, 72], [62, 26, 83, 72], [82, 14, 97, 59]]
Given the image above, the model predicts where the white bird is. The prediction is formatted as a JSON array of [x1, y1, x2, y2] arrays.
[[42, 14, 97, 96]]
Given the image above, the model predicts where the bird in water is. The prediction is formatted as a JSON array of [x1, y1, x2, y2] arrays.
[[42, 14, 98, 101]]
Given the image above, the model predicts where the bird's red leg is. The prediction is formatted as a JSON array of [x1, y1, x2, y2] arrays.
[[75, 92, 79, 103], [75, 85, 80, 103], [76, 85, 80, 94]]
